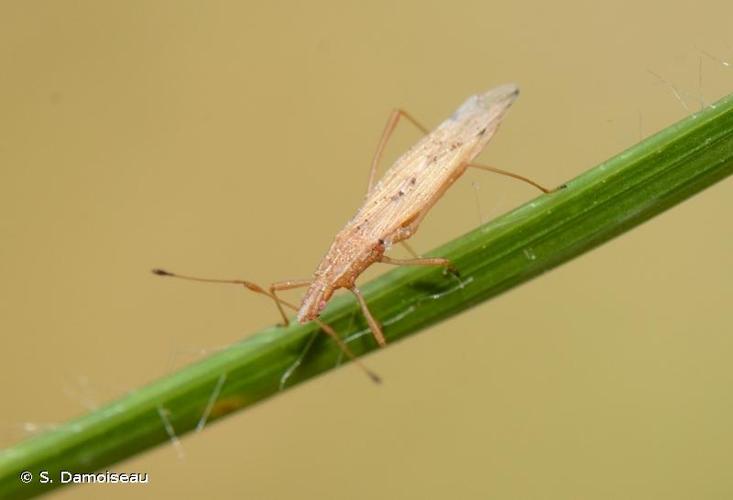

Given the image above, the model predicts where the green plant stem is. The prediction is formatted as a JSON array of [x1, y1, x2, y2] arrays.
[[2, 93, 733, 499]]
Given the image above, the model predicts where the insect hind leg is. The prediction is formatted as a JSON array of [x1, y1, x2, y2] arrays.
[[467, 163, 554, 193]]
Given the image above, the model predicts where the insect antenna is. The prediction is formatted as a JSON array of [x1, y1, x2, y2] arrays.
[[152, 268, 267, 292], [152, 269, 381, 384]]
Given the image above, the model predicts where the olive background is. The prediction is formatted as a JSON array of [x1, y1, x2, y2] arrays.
[[1, 1, 732, 499]]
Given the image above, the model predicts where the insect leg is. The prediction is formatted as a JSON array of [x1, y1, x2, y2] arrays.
[[367, 108, 430, 194], [397, 241, 456, 269], [399, 241, 421, 259], [276, 300, 381, 383], [467, 163, 552, 193], [153, 269, 379, 382], [269, 279, 312, 326], [349, 286, 387, 347], [389, 234, 458, 274], [380, 255, 455, 271], [309, 316, 381, 384]]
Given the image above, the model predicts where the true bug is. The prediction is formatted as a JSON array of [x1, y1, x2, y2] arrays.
[[155, 84, 550, 379]]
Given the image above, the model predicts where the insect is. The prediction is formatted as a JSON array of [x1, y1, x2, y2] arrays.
[[154, 84, 550, 380]]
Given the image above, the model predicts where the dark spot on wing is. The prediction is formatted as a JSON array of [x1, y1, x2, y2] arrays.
[[410, 177, 416, 185], [391, 189, 406, 201], [478, 127, 487, 136], [450, 142, 463, 151]]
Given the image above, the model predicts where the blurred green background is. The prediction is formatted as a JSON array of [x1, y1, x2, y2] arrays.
[[1, 1, 732, 498]]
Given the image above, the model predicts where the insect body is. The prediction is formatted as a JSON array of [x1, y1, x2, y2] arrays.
[[155, 83, 549, 375], [297, 84, 533, 343]]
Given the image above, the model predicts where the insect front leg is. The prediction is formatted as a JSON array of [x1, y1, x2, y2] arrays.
[[366, 108, 431, 195], [269, 279, 312, 326], [349, 286, 387, 347]]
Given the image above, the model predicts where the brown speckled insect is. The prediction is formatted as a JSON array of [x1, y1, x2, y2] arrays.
[[155, 84, 549, 378]]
